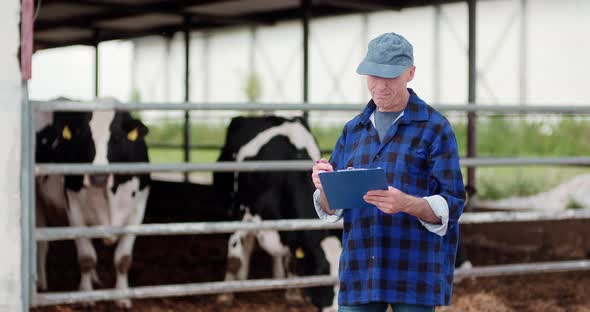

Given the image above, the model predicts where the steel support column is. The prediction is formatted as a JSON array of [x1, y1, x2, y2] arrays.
[[302, 0, 310, 119], [520, 0, 528, 106], [20, 81, 35, 311], [467, 0, 477, 191], [360, 14, 369, 101], [183, 17, 191, 182], [249, 26, 256, 84], [94, 31, 99, 98], [434, 5, 442, 104]]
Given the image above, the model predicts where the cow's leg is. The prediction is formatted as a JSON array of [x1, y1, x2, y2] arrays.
[[255, 229, 289, 278], [282, 251, 307, 305], [112, 234, 135, 309], [112, 187, 149, 309], [65, 190, 97, 306], [255, 228, 306, 305], [217, 230, 255, 305]]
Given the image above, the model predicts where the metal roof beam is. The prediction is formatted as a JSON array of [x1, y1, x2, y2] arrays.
[[35, 22, 222, 49], [314, 0, 401, 11], [189, 13, 275, 27], [35, 1, 272, 31]]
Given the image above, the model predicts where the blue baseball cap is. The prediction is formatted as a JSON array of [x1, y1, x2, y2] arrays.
[[356, 32, 414, 78]]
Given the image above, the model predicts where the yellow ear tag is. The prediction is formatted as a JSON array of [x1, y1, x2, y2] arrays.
[[62, 126, 72, 140], [295, 247, 305, 259], [127, 128, 138, 141]]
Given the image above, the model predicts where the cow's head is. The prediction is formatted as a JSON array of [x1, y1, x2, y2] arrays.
[[43, 111, 95, 165]]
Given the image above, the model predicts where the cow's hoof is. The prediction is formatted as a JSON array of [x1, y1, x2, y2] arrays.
[[115, 298, 132, 310], [216, 293, 234, 306], [285, 288, 306, 305]]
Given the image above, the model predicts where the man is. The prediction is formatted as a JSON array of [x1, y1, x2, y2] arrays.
[[311, 33, 465, 312]]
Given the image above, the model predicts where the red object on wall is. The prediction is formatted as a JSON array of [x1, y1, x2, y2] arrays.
[[20, 0, 34, 80]]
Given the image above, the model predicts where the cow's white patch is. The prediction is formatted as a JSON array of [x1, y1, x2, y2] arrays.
[[236, 121, 320, 162], [108, 177, 146, 228], [256, 229, 289, 258], [89, 110, 115, 166]]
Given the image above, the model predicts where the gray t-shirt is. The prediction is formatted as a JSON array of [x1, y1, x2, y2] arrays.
[[374, 109, 402, 141]]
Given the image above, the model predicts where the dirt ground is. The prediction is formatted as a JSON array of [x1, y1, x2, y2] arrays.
[[32, 219, 590, 312]]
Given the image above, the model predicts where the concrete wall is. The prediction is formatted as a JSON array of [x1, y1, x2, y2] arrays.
[[0, 0, 23, 310]]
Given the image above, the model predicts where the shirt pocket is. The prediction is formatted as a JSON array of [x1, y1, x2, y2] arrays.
[[393, 149, 430, 195], [404, 148, 429, 175]]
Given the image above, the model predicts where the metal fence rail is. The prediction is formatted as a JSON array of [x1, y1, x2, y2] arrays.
[[34, 157, 590, 175], [35, 160, 314, 175], [453, 259, 590, 279], [33, 259, 590, 307], [34, 275, 338, 307], [36, 209, 590, 242], [31, 100, 590, 114], [36, 219, 343, 242]]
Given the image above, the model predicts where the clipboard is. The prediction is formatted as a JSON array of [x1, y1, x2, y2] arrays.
[[319, 168, 389, 209]]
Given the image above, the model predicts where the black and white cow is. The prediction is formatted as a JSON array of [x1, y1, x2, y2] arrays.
[[35, 102, 150, 309], [214, 116, 339, 311]]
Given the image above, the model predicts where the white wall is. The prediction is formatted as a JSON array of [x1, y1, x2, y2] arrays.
[[0, 0, 23, 310]]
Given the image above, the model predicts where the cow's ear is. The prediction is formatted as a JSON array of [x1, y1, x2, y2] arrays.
[[125, 119, 148, 141]]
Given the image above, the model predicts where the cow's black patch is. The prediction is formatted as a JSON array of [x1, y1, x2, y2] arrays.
[[108, 112, 151, 193]]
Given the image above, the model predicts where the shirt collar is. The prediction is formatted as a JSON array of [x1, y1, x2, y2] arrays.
[[358, 88, 429, 126]]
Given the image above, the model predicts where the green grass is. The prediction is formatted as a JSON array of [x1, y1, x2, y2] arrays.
[[146, 122, 227, 147], [149, 148, 220, 163], [145, 116, 590, 199], [452, 116, 590, 157]]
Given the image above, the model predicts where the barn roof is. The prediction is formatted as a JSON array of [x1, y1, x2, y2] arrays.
[[34, 0, 464, 50]]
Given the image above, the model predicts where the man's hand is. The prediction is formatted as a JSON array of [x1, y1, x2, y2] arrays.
[[363, 186, 411, 214], [311, 158, 337, 215], [311, 158, 333, 190], [364, 186, 442, 224]]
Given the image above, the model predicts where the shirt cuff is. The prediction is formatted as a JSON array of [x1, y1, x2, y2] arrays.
[[313, 189, 343, 223], [419, 195, 449, 236]]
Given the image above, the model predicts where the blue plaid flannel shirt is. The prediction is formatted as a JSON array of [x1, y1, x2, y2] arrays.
[[330, 89, 465, 306]]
